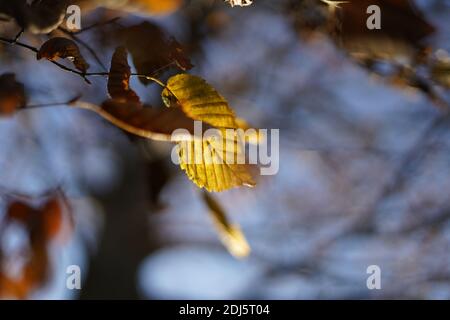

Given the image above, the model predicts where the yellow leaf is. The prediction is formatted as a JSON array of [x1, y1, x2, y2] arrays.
[[162, 74, 237, 128], [432, 59, 450, 88], [162, 74, 256, 192], [235, 117, 263, 144], [202, 191, 250, 258]]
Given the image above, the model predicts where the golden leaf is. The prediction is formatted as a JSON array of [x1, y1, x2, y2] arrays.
[[75, 0, 182, 16], [162, 74, 256, 192], [130, 0, 183, 15], [202, 191, 250, 258], [432, 59, 450, 88]]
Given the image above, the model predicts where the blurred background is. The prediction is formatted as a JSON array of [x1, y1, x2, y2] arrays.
[[1, 0, 450, 299]]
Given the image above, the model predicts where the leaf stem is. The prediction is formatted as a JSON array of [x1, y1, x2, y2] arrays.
[[132, 74, 167, 88]]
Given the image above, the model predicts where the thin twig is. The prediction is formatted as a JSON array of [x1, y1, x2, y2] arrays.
[[0, 36, 92, 84], [13, 28, 24, 43], [70, 17, 121, 35], [0, 36, 38, 52], [21, 95, 81, 110], [58, 27, 108, 71], [0, 36, 169, 87]]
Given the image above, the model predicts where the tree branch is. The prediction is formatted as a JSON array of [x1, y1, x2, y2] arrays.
[[0, 36, 167, 87], [58, 27, 108, 72]]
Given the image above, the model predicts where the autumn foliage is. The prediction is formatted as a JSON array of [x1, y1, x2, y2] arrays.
[[0, 0, 450, 300]]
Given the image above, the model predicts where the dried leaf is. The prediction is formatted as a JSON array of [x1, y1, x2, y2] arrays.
[[339, 0, 434, 61], [0, 195, 67, 299], [118, 22, 193, 85], [75, 100, 204, 142], [0, 73, 27, 116], [37, 37, 90, 73], [108, 46, 141, 103], [41, 198, 64, 240], [162, 74, 238, 128], [7, 199, 63, 241], [162, 74, 256, 192], [202, 191, 250, 258]]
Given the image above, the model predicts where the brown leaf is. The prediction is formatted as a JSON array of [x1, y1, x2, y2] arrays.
[[37, 37, 90, 73], [41, 198, 64, 240], [7, 198, 64, 241], [339, 0, 434, 61], [0, 73, 27, 116], [75, 100, 209, 141], [0, 195, 67, 299], [118, 22, 193, 85], [108, 46, 141, 103]]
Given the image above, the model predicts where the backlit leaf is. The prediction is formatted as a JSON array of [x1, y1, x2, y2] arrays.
[[162, 74, 256, 192], [202, 191, 250, 258]]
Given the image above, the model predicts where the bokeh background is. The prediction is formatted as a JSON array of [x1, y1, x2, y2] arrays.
[[1, 0, 450, 299]]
